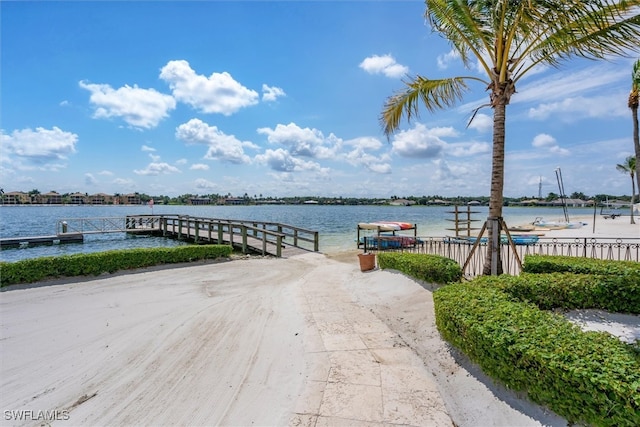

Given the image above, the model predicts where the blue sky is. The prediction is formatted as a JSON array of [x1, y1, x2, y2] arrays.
[[1, 1, 638, 199]]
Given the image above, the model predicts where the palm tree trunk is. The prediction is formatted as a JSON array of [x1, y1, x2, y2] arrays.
[[631, 174, 636, 224], [633, 105, 640, 194], [483, 101, 506, 275]]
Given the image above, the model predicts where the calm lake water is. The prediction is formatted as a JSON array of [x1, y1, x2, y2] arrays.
[[0, 204, 595, 262]]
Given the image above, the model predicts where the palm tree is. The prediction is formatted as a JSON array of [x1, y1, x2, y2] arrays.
[[630, 59, 640, 194], [616, 156, 637, 224], [381, 0, 640, 275]]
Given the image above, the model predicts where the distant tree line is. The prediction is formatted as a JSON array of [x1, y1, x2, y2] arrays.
[[1, 189, 635, 206]]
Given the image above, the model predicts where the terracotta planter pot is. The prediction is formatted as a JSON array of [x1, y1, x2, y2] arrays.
[[358, 252, 376, 272]]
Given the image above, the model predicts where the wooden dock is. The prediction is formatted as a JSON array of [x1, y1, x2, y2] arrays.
[[1, 215, 319, 258], [136, 215, 319, 258]]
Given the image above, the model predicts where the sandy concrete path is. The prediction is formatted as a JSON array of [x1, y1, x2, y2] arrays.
[[1, 258, 308, 426], [1, 253, 566, 426]]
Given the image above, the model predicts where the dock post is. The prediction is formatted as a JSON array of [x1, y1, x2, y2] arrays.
[[241, 225, 248, 254], [276, 235, 282, 257]]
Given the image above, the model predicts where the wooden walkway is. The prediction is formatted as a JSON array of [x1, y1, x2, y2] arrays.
[[46, 215, 319, 257], [1, 215, 319, 257], [142, 215, 319, 257]]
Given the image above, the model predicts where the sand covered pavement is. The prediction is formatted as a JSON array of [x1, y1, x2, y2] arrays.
[[1, 258, 309, 426], [1, 252, 570, 427]]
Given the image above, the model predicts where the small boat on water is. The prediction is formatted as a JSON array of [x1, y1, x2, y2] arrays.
[[532, 217, 585, 230]]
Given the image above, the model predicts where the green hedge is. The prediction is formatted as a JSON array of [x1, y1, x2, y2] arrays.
[[472, 272, 640, 314], [434, 284, 640, 427], [523, 254, 640, 277], [378, 252, 462, 284], [0, 245, 233, 287]]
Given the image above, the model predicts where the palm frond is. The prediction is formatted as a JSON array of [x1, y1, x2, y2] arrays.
[[426, 0, 495, 75], [467, 103, 492, 129], [527, 1, 640, 68], [380, 76, 478, 137]]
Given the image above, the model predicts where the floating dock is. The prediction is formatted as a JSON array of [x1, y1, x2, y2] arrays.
[[0, 233, 84, 249]]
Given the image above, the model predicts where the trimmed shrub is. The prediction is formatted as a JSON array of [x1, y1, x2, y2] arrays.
[[472, 273, 640, 314], [523, 254, 640, 278], [0, 245, 233, 286], [434, 283, 640, 427], [378, 252, 462, 284]]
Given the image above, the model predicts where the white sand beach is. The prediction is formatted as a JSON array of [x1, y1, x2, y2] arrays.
[[510, 213, 640, 240], [0, 217, 637, 427]]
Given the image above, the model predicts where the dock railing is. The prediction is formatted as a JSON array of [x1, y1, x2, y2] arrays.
[[127, 215, 319, 256], [374, 236, 640, 279], [56, 216, 162, 235]]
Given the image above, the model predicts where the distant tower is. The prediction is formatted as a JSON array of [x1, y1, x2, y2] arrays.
[[538, 176, 542, 199]]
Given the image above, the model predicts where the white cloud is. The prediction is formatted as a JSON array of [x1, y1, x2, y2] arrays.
[[550, 146, 570, 155], [262, 84, 286, 102], [190, 163, 210, 170], [366, 162, 393, 174], [1, 127, 78, 162], [392, 123, 457, 158], [343, 137, 392, 174], [79, 81, 175, 129], [437, 50, 460, 70], [160, 60, 259, 115], [527, 93, 627, 121], [467, 113, 493, 133], [141, 145, 156, 152], [194, 178, 217, 189], [176, 118, 253, 164], [254, 148, 325, 173], [516, 65, 626, 105], [447, 141, 491, 157], [532, 133, 556, 148], [257, 122, 337, 158], [343, 136, 383, 151], [133, 162, 181, 176], [345, 149, 392, 174], [531, 133, 570, 156], [98, 170, 113, 176], [359, 54, 408, 78], [84, 173, 97, 185], [113, 178, 135, 186], [175, 158, 188, 165]]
